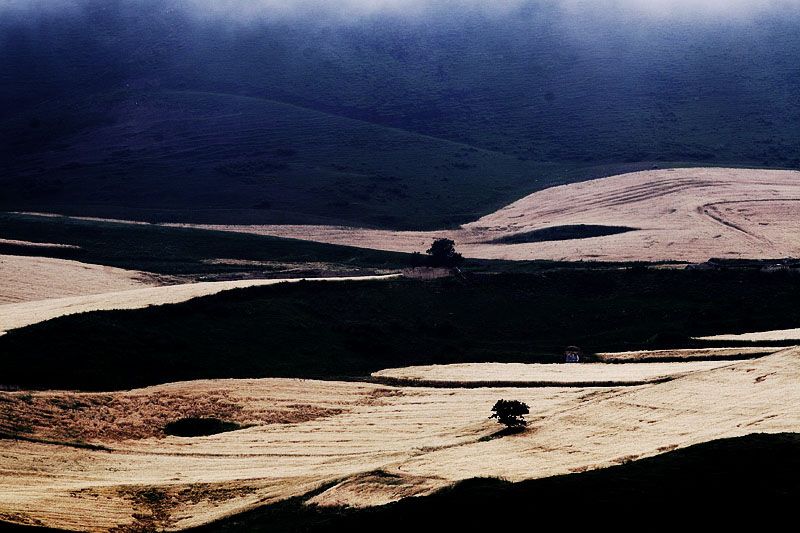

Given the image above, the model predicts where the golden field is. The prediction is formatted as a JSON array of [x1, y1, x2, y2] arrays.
[[3, 167, 800, 531], [594, 346, 780, 362], [173, 168, 800, 262], [0, 254, 162, 305], [1, 346, 798, 531], [696, 328, 800, 342], [371, 360, 738, 386]]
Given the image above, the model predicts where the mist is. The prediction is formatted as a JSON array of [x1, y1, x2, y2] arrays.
[[172, 0, 800, 22], [2, 0, 800, 24]]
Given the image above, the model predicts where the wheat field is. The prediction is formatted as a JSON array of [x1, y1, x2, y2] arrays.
[[594, 346, 779, 362], [371, 360, 739, 387], [1, 346, 798, 531], [174, 168, 800, 262], [0, 254, 160, 305], [695, 328, 800, 342]]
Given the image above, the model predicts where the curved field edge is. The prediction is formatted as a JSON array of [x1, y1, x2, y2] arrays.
[[202, 168, 800, 262], [2, 433, 797, 532], [190, 433, 800, 532], [370, 361, 739, 388], [594, 346, 781, 362], [3, 269, 800, 391], [486, 224, 637, 244], [0, 274, 399, 337], [0, 254, 163, 305], [0, 211, 417, 277], [370, 376, 675, 388], [225, 432, 800, 531], [2, 345, 799, 530], [696, 327, 800, 342]]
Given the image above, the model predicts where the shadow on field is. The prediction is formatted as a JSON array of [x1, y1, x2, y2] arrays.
[[2, 433, 796, 532], [163, 418, 247, 438], [188, 432, 800, 532], [3, 269, 800, 391], [488, 224, 637, 244]]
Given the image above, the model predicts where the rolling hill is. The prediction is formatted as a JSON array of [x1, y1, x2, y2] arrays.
[[2, 347, 798, 530], [3, 268, 800, 391], [1, 89, 576, 229], [181, 167, 800, 262], [2, 1, 799, 228]]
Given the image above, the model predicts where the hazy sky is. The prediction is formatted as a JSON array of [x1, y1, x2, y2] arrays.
[[185, 0, 800, 21], [2, 0, 799, 23]]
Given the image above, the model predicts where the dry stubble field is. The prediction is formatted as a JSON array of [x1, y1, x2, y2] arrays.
[[175, 168, 800, 262], [1, 346, 798, 531], [696, 328, 800, 342], [0, 254, 163, 306], [370, 360, 741, 387]]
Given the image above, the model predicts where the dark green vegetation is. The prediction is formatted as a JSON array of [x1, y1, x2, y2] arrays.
[[0, 212, 414, 276], [0, 89, 585, 230], [185, 433, 800, 532], [490, 399, 530, 428], [2, 2, 799, 229], [425, 238, 463, 267], [3, 269, 799, 391], [163, 418, 246, 438], [490, 224, 636, 244]]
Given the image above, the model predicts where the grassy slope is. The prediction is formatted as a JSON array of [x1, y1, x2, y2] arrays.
[[2, 269, 800, 391], [0, 212, 416, 276], [0, 89, 592, 230]]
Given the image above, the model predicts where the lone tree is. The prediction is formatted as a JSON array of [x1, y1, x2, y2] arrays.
[[490, 399, 529, 428], [426, 238, 463, 267]]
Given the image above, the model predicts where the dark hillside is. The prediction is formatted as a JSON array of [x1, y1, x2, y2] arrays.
[[0, 212, 415, 276], [1, 1, 798, 228], [2, 269, 799, 391]]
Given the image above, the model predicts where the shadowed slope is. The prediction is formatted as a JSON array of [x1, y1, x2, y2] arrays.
[[4, 433, 799, 531], [0, 212, 415, 276], [3, 269, 800, 390], [190, 432, 800, 532], [3, 3, 800, 228]]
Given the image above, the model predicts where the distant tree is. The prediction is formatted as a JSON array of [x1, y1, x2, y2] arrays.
[[426, 238, 463, 267], [490, 399, 529, 428]]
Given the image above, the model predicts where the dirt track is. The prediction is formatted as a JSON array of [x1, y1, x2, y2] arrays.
[[175, 168, 800, 262], [1, 347, 798, 531]]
